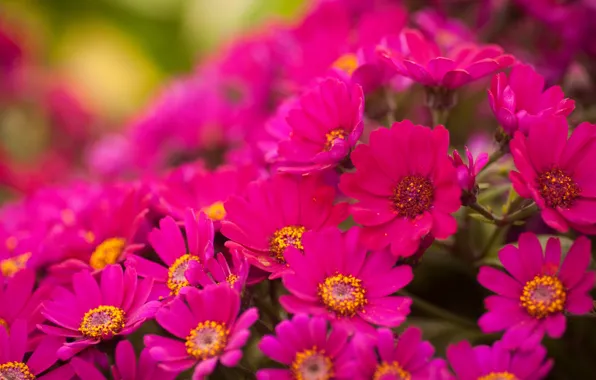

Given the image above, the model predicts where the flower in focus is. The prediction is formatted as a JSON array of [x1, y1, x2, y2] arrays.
[[451, 147, 488, 204], [185, 251, 249, 294], [257, 314, 354, 380], [221, 173, 348, 277], [280, 228, 412, 334], [340, 120, 461, 257], [488, 64, 575, 135], [40, 265, 158, 360], [509, 116, 596, 234], [478, 233, 594, 350], [145, 285, 258, 379], [446, 339, 552, 380]]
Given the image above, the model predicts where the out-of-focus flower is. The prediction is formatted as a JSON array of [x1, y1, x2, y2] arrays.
[[0, 21, 24, 97], [185, 251, 249, 294], [451, 147, 488, 204], [478, 233, 594, 350], [340, 120, 461, 257], [414, 9, 475, 50], [257, 314, 354, 380], [112, 340, 175, 380]]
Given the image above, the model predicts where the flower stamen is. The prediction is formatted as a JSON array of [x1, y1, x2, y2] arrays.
[[391, 176, 434, 218], [478, 372, 519, 380], [167, 254, 201, 295], [291, 347, 334, 380], [537, 168, 580, 209], [185, 321, 229, 360], [520, 275, 566, 319], [89, 238, 126, 270], [324, 129, 347, 151], [373, 361, 411, 380], [269, 225, 306, 262], [202, 201, 226, 221], [79, 305, 126, 339], [0, 362, 36, 380], [318, 273, 367, 317], [0, 252, 31, 277]]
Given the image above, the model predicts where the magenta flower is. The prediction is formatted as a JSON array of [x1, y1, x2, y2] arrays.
[[185, 251, 249, 294], [509, 116, 596, 234], [257, 314, 354, 380], [128, 209, 214, 299], [447, 340, 552, 380], [478, 233, 594, 350], [145, 285, 258, 379], [276, 78, 364, 173], [339, 120, 461, 257], [280, 227, 412, 334], [112, 341, 176, 380], [221, 173, 349, 277], [40, 265, 158, 360], [488, 64, 575, 135], [353, 327, 443, 380], [451, 147, 488, 201]]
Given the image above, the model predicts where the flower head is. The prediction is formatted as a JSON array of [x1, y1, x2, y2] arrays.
[[340, 120, 461, 257], [451, 147, 488, 202], [478, 233, 594, 350], [185, 251, 249, 294]]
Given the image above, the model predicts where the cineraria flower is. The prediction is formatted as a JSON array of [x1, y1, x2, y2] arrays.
[[145, 285, 258, 379], [40, 264, 158, 360], [185, 251, 249, 294], [478, 233, 594, 350], [354, 327, 443, 380], [128, 209, 214, 299], [488, 64, 575, 135], [280, 227, 413, 334], [257, 314, 354, 380], [222, 173, 349, 277], [340, 120, 461, 257], [447, 339, 552, 380], [275, 77, 364, 173], [451, 147, 488, 204], [509, 116, 596, 234]]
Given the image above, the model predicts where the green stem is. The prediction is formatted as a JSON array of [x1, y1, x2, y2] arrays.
[[431, 108, 449, 127], [468, 202, 498, 222], [480, 225, 509, 259], [399, 290, 478, 329], [468, 202, 537, 226]]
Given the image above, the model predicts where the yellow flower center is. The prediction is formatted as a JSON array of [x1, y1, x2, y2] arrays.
[[373, 361, 411, 380], [520, 275, 566, 319], [202, 201, 226, 221], [226, 274, 239, 287], [167, 254, 201, 295], [89, 238, 126, 270], [478, 372, 518, 380], [291, 347, 334, 380], [185, 321, 229, 360], [324, 129, 348, 152], [332, 53, 359, 75], [0, 362, 36, 380], [79, 305, 126, 340], [269, 225, 306, 262], [537, 167, 580, 209], [0, 252, 31, 277], [318, 273, 367, 317]]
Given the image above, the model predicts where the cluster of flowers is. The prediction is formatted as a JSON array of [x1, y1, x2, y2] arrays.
[[1, 0, 595, 379]]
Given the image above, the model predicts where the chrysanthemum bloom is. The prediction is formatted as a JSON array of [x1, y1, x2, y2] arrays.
[[275, 78, 364, 173], [478, 233, 595, 350], [145, 285, 258, 379], [353, 327, 443, 380], [40, 264, 158, 360], [185, 251, 249, 294], [339, 120, 461, 257], [509, 116, 596, 234], [451, 147, 488, 204], [128, 209, 214, 299], [257, 314, 354, 380], [222, 173, 349, 277], [447, 340, 552, 380], [488, 64, 575, 135], [280, 228, 413, 334]]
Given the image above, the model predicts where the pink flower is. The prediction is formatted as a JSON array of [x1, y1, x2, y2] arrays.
[[488, 64, 575, 134], [477, 233, 594, 350], [221, 173, 349, 277], [509, 116, 596, 234], [145, 285, 258, 379], [280, 228, 413, 334], [451, 147, 488, 198], [379, 28, 514, 89], [339, 120, 461, 257], [112, 341, 175, 380], [446, 340, 552, 380], [185, 251, 249, 294], [257, 314, 354, 380], [276, 78, 364, 173]]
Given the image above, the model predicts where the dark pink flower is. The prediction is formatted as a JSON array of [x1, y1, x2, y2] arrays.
[[112, 340, 175, 380], [340, 120, 461, 257], [451, 147, 488, 195], [478, 233, 594, 350], [509, 116, 596, 234]]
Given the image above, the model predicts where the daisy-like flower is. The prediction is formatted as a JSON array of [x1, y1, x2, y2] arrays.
[[451, 147, 488, 204], [488, 64, 575, 135], [478, 233, 595, 350], [353, 327, 443, 380], [127, 209, 214, 299], [221, 173, 349, 277], [447, 340, 552, 380], [280, 227, 413, 334], [185, 251, 249, 294], [276, 77, 364, 173], [145, 285, 258, 379], [339, 120, 461, 257], [257, 314, 354, 380], [40, 264, 158, 360], [509, 116, 596, 234]]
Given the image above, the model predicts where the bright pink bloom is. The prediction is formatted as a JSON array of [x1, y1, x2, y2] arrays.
[[447, 340, 552, 380], [451, 147, 488, 194], [340, 120, 461, 257], [221, 173, 349, 277], [112, 341, 175, 380], [478, 233, 594, 350], [488, 64, 575, 134], [509, 116, 596, 234], [257, 314, 354, 380], [145, 285, 258, 379], [280, 228, 412, 334], [185, 251, 249, 294]]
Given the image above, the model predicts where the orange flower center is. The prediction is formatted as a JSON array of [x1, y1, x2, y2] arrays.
[[478, 372, 518, 380], [520, 275, 566, 319], [332, 53, 358, 75], [537, 168, 580, 209], [167, 254, 201, 295], [324, 129, 347, 151], [391, 175, 434, 218], [269, 225, 305, 262], [0, 362, 36, 380], [185, 321, 229, 360], [373, 361, 411, 380], [202, 201, 226, 221], [0, 252, 31, 277], [291, 347, 334, 380], [89, 238, 126, 270], [79, 305, 126, 339], [318, 273, 367, 317]]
